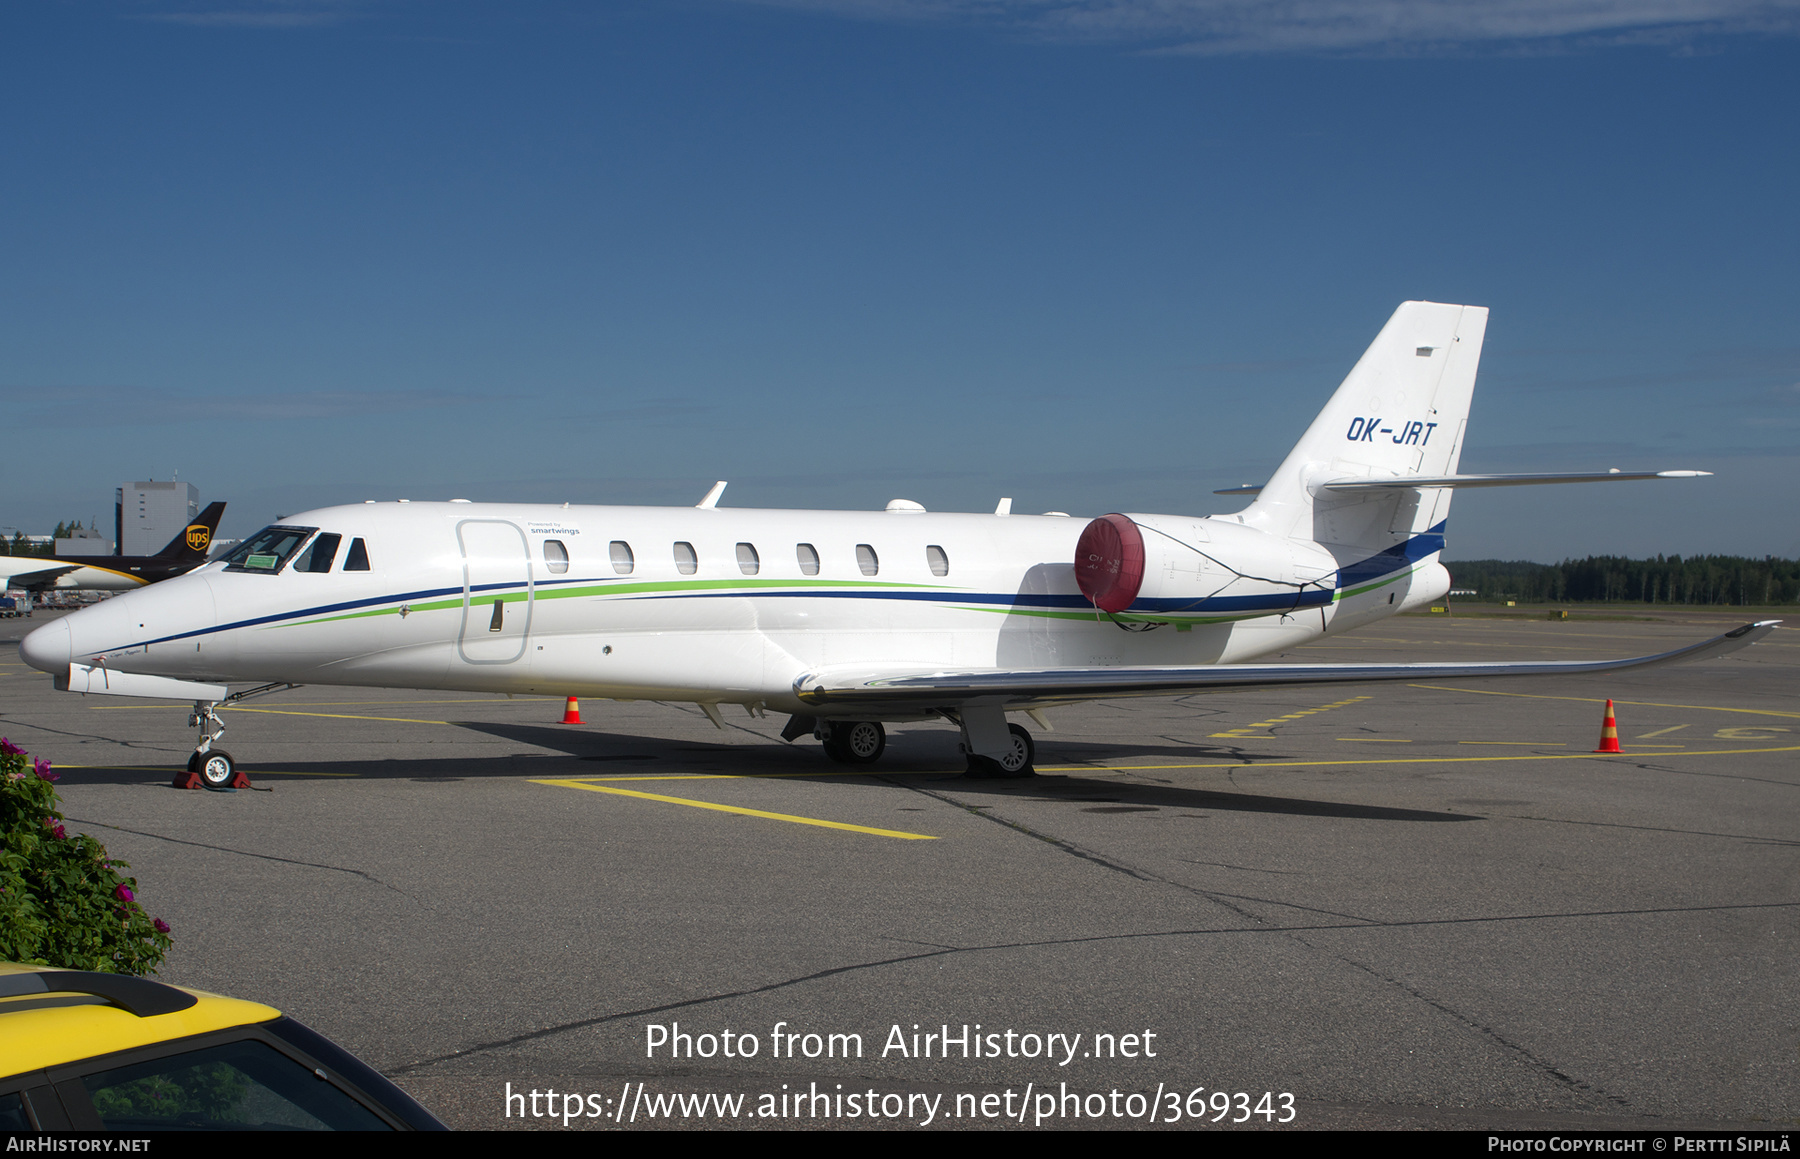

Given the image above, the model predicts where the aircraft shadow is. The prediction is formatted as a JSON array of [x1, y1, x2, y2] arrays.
[[54, 721, 1479, 823], [440, 720, 1481, 824]]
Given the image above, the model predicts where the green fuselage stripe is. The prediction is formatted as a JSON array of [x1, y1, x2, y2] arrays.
[[261, 563, 1425, 632]]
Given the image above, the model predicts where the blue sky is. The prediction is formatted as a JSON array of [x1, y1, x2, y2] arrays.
[[3, 0, 1796, 561]]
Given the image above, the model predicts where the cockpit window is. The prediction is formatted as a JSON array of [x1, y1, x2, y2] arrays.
[[293, 533, 342, 573], [343, 538, 370, 571], [223, 526, 319, 574]]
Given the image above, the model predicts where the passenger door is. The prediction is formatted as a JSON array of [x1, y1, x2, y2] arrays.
[[457, 520, 532, 664]]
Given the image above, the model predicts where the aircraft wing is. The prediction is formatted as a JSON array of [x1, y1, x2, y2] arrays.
[[1, 565, 77, 592], [794, 620, 1779, 710]]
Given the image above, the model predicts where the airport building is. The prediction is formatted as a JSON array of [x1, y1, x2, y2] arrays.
[[116, 481, 199, 556], [54, 526, 112, 556]]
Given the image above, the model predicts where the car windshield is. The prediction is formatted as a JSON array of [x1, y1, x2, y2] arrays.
[[222, 526, 319, 574], [82, 1038, 392, 1131]]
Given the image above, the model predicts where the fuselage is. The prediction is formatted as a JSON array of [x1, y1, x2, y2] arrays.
[[22, 500, 1448, 716]]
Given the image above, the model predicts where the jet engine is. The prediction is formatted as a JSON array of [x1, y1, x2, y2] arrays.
[[1074, 513, 1337, 616]]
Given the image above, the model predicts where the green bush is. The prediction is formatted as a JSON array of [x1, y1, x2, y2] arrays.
[[0, 739, 172, 973]]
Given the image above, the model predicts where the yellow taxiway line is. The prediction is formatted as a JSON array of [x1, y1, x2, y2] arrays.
[[216, 707, 456, 725], [1408, 685, 1800, 720], [1037, 744, 1800, 773], [531, 778, 937, 840], [89, 697, 558, 709]]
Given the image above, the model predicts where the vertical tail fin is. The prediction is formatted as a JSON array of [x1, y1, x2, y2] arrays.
[[155, 501, 226, 561], [1242, 301, 1487, 550]]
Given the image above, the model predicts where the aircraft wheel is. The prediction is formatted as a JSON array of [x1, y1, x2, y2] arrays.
[[963, 724, 1036, 779], [197, 751, 236, 789], [998, 723, 1035, 775], [823, 721, 886, 764]]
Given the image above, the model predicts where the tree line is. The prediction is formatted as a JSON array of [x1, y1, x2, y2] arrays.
[[3, 521, 94, 557], [1445, 556, 1800, 606]]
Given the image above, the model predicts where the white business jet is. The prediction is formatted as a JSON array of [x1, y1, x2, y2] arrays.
[[19, 302, 1775, 787]]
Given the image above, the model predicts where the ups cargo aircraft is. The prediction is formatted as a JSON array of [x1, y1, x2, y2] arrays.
[[0, 503, 226, 593], [19, 303, 1777, 787]]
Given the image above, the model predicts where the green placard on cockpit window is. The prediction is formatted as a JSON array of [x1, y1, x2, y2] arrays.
[[246, 554, 279, 570]]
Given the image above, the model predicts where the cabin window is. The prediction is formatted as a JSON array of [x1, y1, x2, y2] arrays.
[[796, 543, 819, 576], [736, 542, 760, 575], [674, 542, 698, 575], [222, 526, 317, 574], [293, 533, 341, 574], [609, 541, 634, 575], [926, 545, 949, 577], [343, 538, 370, 571], [543, 540, 569, 575], [856, 544, 879, 576]]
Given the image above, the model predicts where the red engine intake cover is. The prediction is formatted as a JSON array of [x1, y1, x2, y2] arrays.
[[1074, 514, 1145, 614]]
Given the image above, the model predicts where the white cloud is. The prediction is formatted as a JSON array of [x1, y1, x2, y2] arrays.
[[735, 0, 1800, 54]]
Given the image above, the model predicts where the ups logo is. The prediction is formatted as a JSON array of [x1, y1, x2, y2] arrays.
[[185, 525, 211, 552]]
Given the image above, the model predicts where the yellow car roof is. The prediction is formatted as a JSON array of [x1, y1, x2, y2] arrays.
[[0, 962, 281, 1078]]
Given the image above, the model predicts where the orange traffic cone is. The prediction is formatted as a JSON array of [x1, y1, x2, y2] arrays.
[[1594, 699, 1621, 753], [561, 696, 583, 725]]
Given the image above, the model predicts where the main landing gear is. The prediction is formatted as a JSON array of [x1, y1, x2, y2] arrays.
[[781, 710, 1037, 778], [821, 720, 886, 765], [961, 722, 1035, 780], [177, 683, 302, 791]]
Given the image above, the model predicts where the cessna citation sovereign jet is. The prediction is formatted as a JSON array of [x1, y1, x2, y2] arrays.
[[19, 303, 1776, 786]]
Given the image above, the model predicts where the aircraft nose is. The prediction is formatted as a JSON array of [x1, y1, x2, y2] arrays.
[[20, 618, 70, 675]]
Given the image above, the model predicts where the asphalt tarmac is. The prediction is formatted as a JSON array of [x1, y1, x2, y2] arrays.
[[3, 607, 1795, 1132]]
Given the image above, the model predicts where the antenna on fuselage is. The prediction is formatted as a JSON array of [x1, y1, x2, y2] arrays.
[[695, 481, 728, 509]]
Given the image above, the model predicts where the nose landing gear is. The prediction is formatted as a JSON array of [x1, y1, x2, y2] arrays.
[[173, 682, 302, 790], [182, 701, 242, 789]]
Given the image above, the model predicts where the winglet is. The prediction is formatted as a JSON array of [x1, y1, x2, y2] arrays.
[[695, 481, 727, 509]]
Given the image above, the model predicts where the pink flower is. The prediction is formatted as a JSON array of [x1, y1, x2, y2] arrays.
[[52, 824, 65, 839], [33, 759, 57, 782], [0, 739, 21, 756], [115, 884, 134, 903], [153, 919, 171, 934]]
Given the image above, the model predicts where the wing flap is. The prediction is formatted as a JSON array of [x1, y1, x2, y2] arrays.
[[794, 621, 1778, 709]]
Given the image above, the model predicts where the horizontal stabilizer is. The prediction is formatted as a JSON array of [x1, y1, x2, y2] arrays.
[[1321, 470, 1711, 492], [59, 663, 228, 701], [795, 621, 1778, 709]]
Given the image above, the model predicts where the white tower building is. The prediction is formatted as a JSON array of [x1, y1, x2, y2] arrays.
[[116, 481, 200, 556]]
